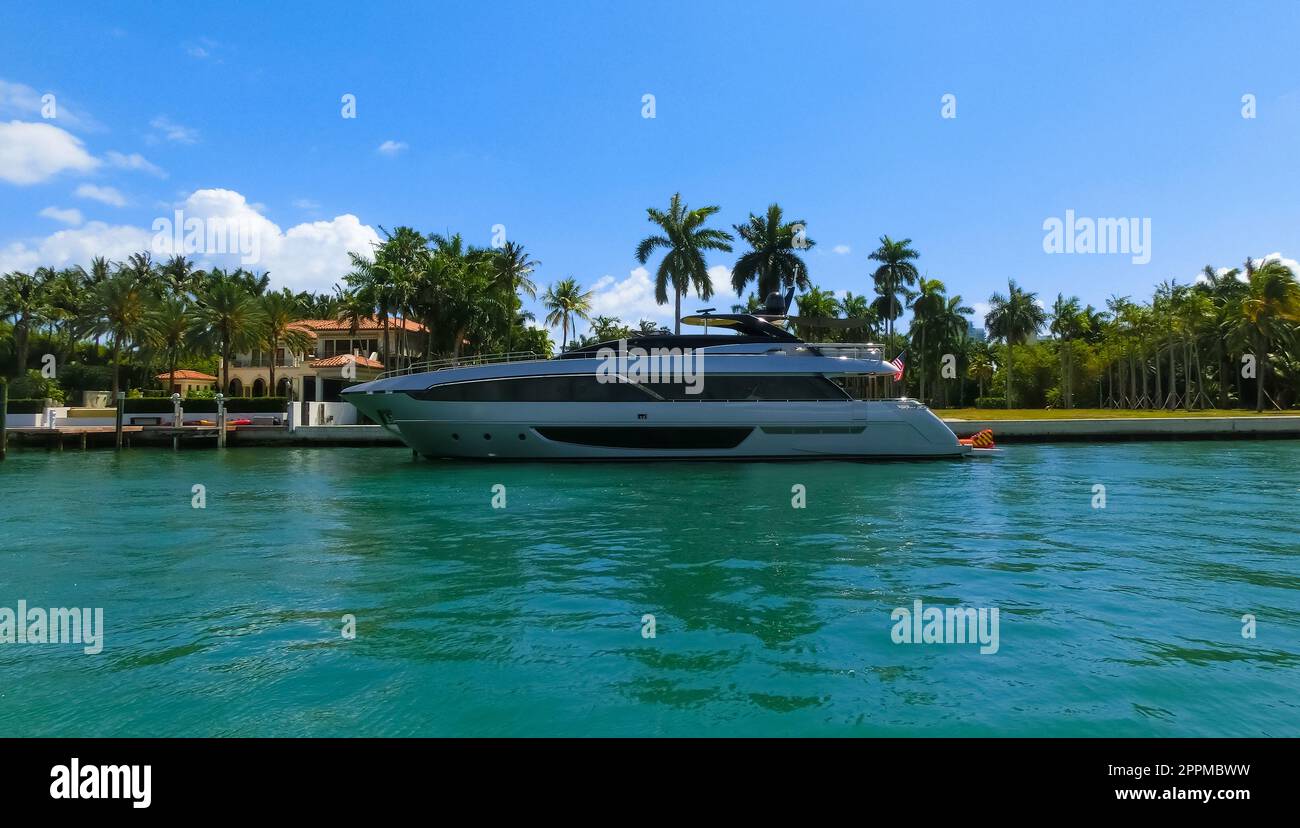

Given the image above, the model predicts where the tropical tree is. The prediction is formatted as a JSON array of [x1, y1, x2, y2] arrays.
[[87, 274, 151, 398], [635, 193, 733, 334], [0, 271, 46, 376], [836, 292, 878, 342], [1049, 294, 1084, 408], [729, 203, 815, 302], [868, 236, 920, 360], [792, 286, 840, 341], [260, 291, 313, 395], [1226, 260, 1300, 411], [190, 280, 268, 394], [146, 297, 196, 397], [985, 279, 1047, 408], [542, 278, 594, 351]]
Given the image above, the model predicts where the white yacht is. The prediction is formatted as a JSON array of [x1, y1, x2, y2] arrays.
[[341, 313, 968, 460]]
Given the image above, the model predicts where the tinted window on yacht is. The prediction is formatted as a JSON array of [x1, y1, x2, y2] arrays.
[[415, 375, 656, 402], [641, 374, 849, 401]]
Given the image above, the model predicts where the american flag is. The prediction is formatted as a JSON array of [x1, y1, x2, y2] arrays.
[[888, 352, 905, 382]]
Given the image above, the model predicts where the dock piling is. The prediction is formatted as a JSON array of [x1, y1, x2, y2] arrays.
[[215, 393, 227, 449], [114, 391, 125, 451], [172, 392, 182, 450]]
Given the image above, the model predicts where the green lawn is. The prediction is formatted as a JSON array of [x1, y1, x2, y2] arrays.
[[938, 407, 1297, 420]]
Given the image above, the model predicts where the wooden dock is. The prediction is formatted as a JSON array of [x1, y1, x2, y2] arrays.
[[5, 424, 234, 450]]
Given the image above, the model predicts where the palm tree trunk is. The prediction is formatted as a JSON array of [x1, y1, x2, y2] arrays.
[[1217, 341, 1227, 409], [674, 288, 682, 336], [1256, 338, 1266, 412], [1005, 343, 1013, 408], [110, 339, 121, 399]]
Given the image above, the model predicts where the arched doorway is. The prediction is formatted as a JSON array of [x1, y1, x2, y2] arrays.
[[252, 378, 267, 398], [276, 378, 292, 399], [228, 378, 243, 398]]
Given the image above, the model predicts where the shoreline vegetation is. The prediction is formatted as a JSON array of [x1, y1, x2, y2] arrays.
[[3, 194, 1300, 416]]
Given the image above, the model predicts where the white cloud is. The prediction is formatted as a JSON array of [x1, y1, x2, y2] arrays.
[[187, 46, 209, 59], [38, 206, 83, 226], [832, 244, 851, 255], [0, 79, 102, 131], [971, 301, 991, 324], [1194, 253, 1299, 284], [149, 115, 199, 144], [585, 263, 741, 329], [106, 150, 166, 178], [377, 140, 408, 156], [0, 221, 154, 274], [292, 198, 321, 210], [0, 188, 381, 294], [75, 183, 127, 206], [0, 120, 99, 184]]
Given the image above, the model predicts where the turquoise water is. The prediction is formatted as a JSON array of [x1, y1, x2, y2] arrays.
[[1, 442, 1297, 737]]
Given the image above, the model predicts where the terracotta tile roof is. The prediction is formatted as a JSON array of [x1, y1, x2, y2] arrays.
[[290, 316, 427, 334], [309, 354, 384, 369], [157, 370, 218, 381]]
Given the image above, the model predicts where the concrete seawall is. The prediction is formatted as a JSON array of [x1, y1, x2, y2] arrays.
[[942, 415, 1300, 442]]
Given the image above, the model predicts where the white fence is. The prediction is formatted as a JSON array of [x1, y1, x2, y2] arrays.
[[289, 401, 361, 429]]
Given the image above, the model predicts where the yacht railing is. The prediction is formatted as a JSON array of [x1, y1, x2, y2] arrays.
[[377, 351, 543, 379]]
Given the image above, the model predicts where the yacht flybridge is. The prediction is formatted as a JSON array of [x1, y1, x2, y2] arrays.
[[340, 312, 968, 460]]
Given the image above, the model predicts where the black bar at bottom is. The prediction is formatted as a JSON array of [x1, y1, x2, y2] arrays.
[[2, 738, 1284, 813]]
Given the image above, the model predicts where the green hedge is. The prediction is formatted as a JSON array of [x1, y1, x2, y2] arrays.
[[974, 396, 1007, 409], [4, 398, 46, 414], [123, 397, 288, 414], [227, 397, 289, 413]]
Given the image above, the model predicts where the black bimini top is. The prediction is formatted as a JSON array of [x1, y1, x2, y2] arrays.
[[558, 314, 800, 358]]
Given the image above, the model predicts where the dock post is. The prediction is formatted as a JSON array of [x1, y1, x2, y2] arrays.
[[215, 393, 227, 449], [172, 392, 182, 450], [114, 391, 125, 451], [0, 379, 7, 462]]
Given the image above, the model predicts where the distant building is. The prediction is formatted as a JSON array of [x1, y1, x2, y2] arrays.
[[220, 316, 426, 401], [156, 369, 218, 397], [966, 322, 987, 342]]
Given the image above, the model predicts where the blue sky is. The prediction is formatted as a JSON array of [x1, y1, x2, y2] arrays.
[[3, 0, 1299, 335]]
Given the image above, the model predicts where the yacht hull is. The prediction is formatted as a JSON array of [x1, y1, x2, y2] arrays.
[[345, 393, 968, 460]]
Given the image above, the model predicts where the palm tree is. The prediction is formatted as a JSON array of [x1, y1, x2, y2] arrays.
[[729, 203, 814, 301], [1227, 260, 1300, 411], [146, 296, 196, 396], [344, 252, 396, 367], [934, 294, 974, 406], [792, 286, 840, 341], [0, 271, 46, 376], [966, 341, 995, 402], [635, 193, 733, 334], [260, 291, 312, 396], [542, 278, 594, 351], [985, 279, 1047, 408], [868, 236, 920, 360], [909, 277, 949, 402], [492, 241, 540, 299], [191, 280, 268, 394], [491, 241, 540, 351], [1196, 264, 1245, 407], [88, 274, 150, 398], [159, 255, 205, 298], [1049, 294, 1083, 408], [836, 292, 878, 341]]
